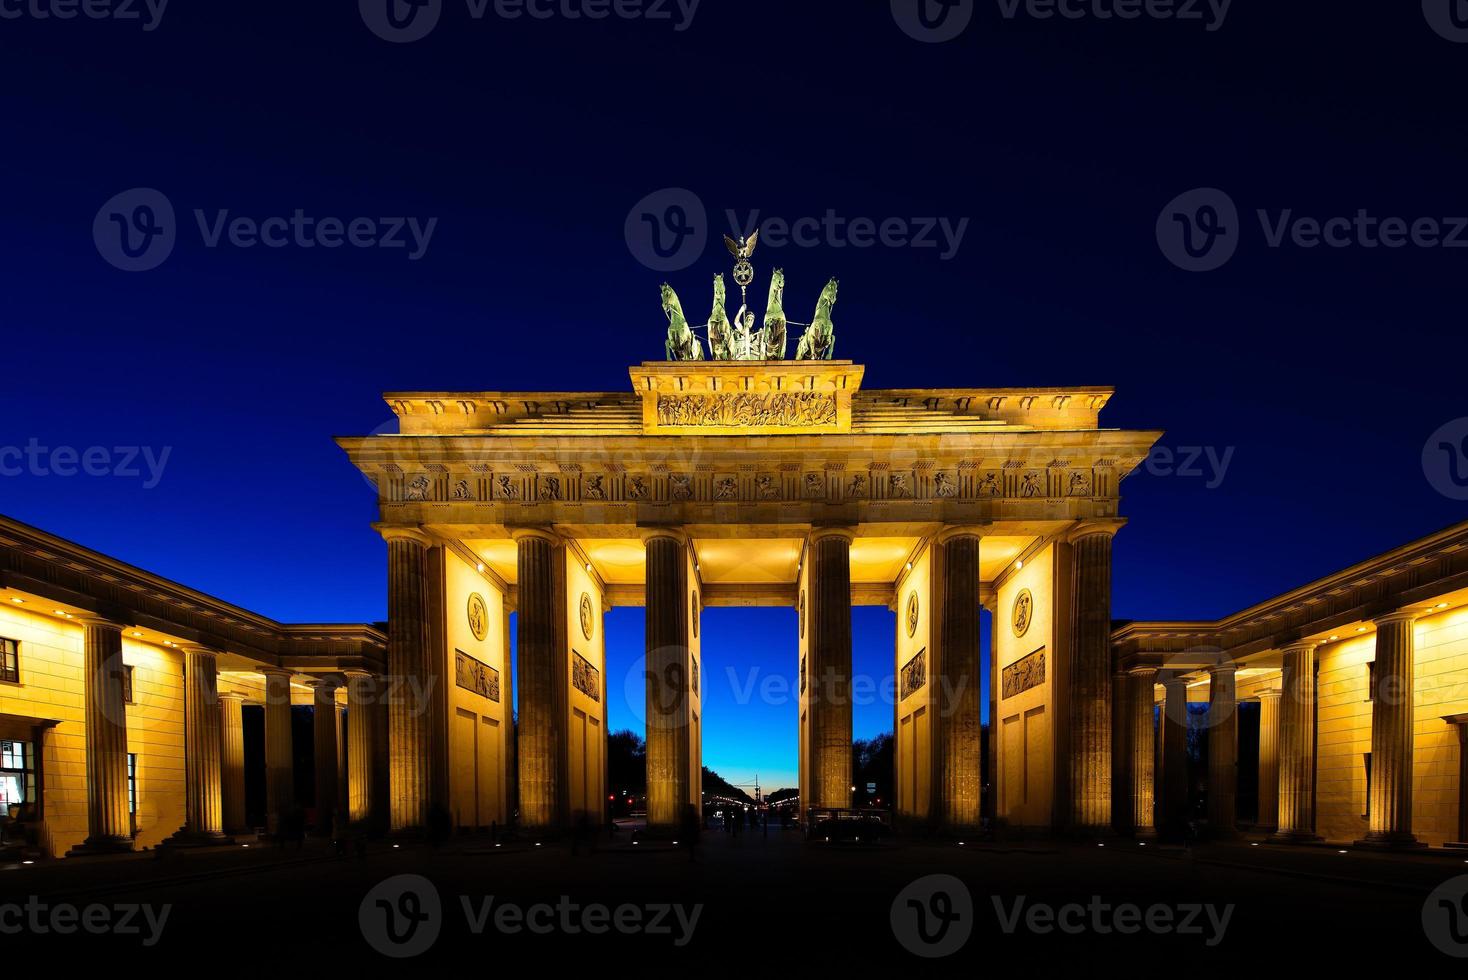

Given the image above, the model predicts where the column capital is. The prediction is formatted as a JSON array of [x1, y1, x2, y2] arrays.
[[218, 690, 246, 703], [808, 525, 857, 545], [1066, 519, 1126, 544], [181, 645, 222, 659], [1256, 687, 1282, 701], [1374, 609, 1421, 627], [1280, 640, 1319, 656], [935, 525, 986, 544], [342, 668, 376, 681], [377, 524, 435, 548], [259, 665, 293, 680], [511, 525, 562, 545], [1207, 661, 1239, 677], [1161, 672, 1190, 691], [638, 526, 687, 545], [1128, 666, 1159, 680]]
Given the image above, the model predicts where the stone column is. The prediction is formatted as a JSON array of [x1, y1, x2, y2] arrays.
[[516, 527, 564, 831], [1068, 523, 1118, 834], [1272, 641, 1321, 843], [384, 527, 433, 833], [1255, 689, 1281, 832], [808, 527, 855, 811], [261, 667, 295, 835], [345, 671, 380, 827], [644, 528, 691, 831], [1112, 667, 1131, 835], [1361, 611, 1422, 847], [312, 678, 341, 834], [1206, 663, 1238, 838], [219, 691, 247, 835], [74, 616, 133, 854], [1160, 673, 1190, 841], [937, 528, 982, 831], [176, 647, 227, 841], [1129, 668, 1158, 837]]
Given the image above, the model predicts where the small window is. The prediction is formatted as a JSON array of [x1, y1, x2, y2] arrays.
[[121, 665, 135, 705], [1366, 661, 1376, 702], [0, 637, 18, 684], [127, 753, 138, 816]]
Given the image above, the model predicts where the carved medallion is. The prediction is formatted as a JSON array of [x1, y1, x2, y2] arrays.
[[627, 476, 649, 500], [584, 475, 607, 500], [906, 590, 920, 638], [405, 475, 430, 501], [715, 477, 738, 500], [467, 592, 489, 642], [805, 473, 825, 497], [671, 474, 693, 500], [799, 589, 807, 638], [691, 590, 700, 638], [452, 479, 472, 500], [1012, 588, 1034, 638], [579, 592, 594, 641], [977, 472, 1001, 497], [755, 475, 780, 500], [934, 473, 958, 498]]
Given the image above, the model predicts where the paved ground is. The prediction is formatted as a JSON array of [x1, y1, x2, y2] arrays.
[[4, 830, 1468, 968]]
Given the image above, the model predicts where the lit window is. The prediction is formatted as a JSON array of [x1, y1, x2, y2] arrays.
[[1365, 661, 1376, 702], [1363, 752, 1373, 820], [0, 740, 36, 809], [121, 665, 135, 705], [127, 753, 138, 817], [0, 638, 17, 684]]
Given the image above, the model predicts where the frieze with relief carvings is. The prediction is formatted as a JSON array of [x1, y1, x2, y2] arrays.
[[1002, 649, 1046, 700], [656, 391, 838, 428]]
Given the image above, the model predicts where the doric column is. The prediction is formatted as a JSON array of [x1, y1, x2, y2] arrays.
[[219, 691, 247, 835], [312, 677, 341, 834], [1272, 641, 1321, 843], [1255, 689, 1281, 832], [1129, 668, 1158, 837], [261, 667, 295, 834], [644, 528, 691, 831], [345, 671, 380, 827], [384, 527, 433, 833], [1361, 611, 1422, 847], [1067, 523, 1119, 834], [937, 528, 982, 831], [515, 527, 565, 831], [1206, 662, 1238, 838], [808, 527, 855, 811], [1160, 673, 1190, 841], [177, 647, 226, 840], [74, 616, 132, 854]]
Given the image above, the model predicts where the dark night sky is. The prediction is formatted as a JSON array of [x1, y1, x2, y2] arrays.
[[4, 1, 1466, 787]]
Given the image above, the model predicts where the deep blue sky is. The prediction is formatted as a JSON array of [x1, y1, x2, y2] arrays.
[[4, 2, 1466, 788]]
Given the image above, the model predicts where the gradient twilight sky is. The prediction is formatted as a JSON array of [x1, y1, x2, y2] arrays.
[[3, 2, 1466, 790]]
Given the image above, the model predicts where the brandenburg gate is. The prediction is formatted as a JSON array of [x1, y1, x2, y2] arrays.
[[338, 356, 1160, 836]]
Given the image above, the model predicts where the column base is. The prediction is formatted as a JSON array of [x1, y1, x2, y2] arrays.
[[1267, 830, 1323, 845], [1353, 833, 1426, 850], [1445, 841, 1468, 850], [67, 835, 134, 856], [162, 829, 235, 849]]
